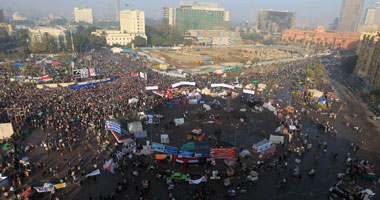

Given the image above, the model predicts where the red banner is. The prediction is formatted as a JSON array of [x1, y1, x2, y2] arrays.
[[210, 148, 235, 159]]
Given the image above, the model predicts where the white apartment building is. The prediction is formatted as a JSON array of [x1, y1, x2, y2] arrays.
[[74, 7, 93, 24], [92, 9, 146, 46], [120, 9, 145, 33]]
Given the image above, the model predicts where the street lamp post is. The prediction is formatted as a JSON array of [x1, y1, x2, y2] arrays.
[[231, 123, 239, 157]]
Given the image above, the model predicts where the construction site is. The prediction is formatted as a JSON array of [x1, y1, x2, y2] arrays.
[[144, 45, 301, 71]]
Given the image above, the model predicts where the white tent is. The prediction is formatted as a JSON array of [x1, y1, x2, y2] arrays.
[[269, 135, 284, 145], [127, 122, 143, 133], [128, 98, 139, 104], [174, 118, 184, 126], [0, 123, 14, 139], [203, 104, 211, 111], [201, 88, 211, 95]]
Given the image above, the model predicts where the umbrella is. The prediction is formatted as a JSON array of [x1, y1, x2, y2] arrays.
[[52, 61, 62, 65], [252, 80, 259, 84], [55, 76, 61, 79]]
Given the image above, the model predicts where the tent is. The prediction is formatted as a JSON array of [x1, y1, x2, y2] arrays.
[[269, 135, 284, 145], [203, 104, 211, 111], [127, 122, 143, 133], [308, 89, 323, 98], [14, 63, 23, 68], [174, 118, 184, 126], [52, 61, 62, 65], [318, 97, 327, 104], [189, 99, 198, 104], [128, 98, 139, 104], [252, 139, 273, 153], [296, 86, 304, 90], [134, 131, 147, 138], [201, 88, 211, 95], [0, 123, 14, 139], [180, 142, 210, 157]]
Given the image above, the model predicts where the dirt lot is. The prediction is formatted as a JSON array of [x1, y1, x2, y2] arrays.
[[145, 46, 295, 69]]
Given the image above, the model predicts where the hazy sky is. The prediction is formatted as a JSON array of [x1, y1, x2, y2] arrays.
[[1, 0, 373, 25]]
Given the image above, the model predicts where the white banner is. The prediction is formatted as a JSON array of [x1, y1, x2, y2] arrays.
[[243, 89, 255, 95], [189, 176, 206, 184], [146, 86, 158, 90], [140, 72, 147, 80], [172, 81, 196, 88], [85, 169, 100, 178], [211, 83, 234, 89]]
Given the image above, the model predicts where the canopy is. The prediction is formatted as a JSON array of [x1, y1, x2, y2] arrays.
[[127, 122, 143, 133], [269, 135, 284, 144], [308, 89, 323, 98], [0, 123, 14, 139], [52, 61, 62, 65]]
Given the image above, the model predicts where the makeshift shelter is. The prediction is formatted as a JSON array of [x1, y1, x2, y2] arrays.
[[203, 104, 211, 111], [180, 142, 210, 157], [134, 131, 147, 138], [308, 89, 323, 98], [239, 150, 252, 158], [296, 86, 304, 90], [127, 122, 143, 133], [0, 123, 14, 139], [252, 139, 274, 153], [128, 98, 139, 104], [318, 97, 327, 104], [187, 127, 206, 141], [275, 125, 289, 134], [174, 118, 184, 126], [269, 135, 284, 144], [201, 88, 211, 95]]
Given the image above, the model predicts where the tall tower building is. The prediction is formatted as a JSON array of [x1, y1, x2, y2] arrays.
[[337, 0, 364, 32], [116, 0, 120, 21], [250, 5, 255, 25], [0, 9, 5, 23], [162, 1, 230, 32], [74, 7, 93, 24], [364, 8, 377, 25]]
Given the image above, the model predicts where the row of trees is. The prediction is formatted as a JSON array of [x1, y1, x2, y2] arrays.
[[240, 31, 274, 45]]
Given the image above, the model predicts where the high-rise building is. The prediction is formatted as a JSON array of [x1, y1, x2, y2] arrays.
[[116, 0, 120, 21], [250, 5, 255, 25], [0, 9, 5, 23], [337, 0, 364, 33], [355, 30, 380, 89], [256, 9, 296, 34], [163, 1, 230, 32], [74, 7, 93, 24], [120, 9, 145, 34], [364, 8, 377, 25], [12, 12, 27, 21]]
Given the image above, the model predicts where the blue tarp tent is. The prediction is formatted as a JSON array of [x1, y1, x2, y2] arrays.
[[318, 97, 328, 104], [14, 64, 23, 68], [296, 86, 304, 90]]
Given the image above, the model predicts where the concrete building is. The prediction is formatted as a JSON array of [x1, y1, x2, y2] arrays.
[[184, 30, 241, 45], [256, 9, 295, 34], [120, 10, 145, 33], [163, 1, 230, 32], [0, 23, 14, 36], [74, 7, 93, 24], [92, 9, 147, 46], [355, 30, 380, 88], [116, 0, 120, 21], [28, 26, 68, 47], [0, 9, 5, 23], [12, 12, 27, 21], [364, 8, 377, 25], [337, 0, 364, 33], [282, 26, 360, 50]]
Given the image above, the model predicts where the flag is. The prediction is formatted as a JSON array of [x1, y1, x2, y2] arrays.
[[85, 169, 100, 178], [131, 73, 139, 77], [140, 72, 147, 81], [105, 120, 121, 134], [103, 159, 115, 174]]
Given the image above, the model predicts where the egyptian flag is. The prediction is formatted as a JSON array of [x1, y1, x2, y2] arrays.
[[103, 159, 115, 174]]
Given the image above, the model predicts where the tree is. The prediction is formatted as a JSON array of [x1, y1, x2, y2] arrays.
[[341, 55, 358, 74], [130, 36, 146, 47]]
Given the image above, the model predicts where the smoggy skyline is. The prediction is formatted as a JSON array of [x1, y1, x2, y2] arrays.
[[0, 0, 374, 26]]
